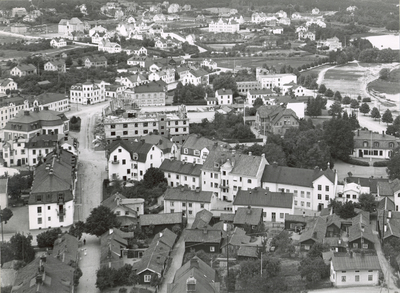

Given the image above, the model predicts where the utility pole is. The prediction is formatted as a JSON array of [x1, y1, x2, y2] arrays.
[[0, 206, 3, 243], [224, 222, 230, 293]]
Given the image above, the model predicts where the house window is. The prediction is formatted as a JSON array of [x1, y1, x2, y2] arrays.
[[325, 186, 329, 192], [171, 201, 174, 206], [184, 148, 188, 154], [189, 210, 192, 215], [111, 131, 116, 136], [48, 206, 50, 210], [353, 243, 358, 248], [38, 217, 42, 224], [301, 201, 304, 206], [170, 209, 174, 213], [294, 200, 297, 206], [306, 192, 310, 198], [123, 131, 128, 135], [363, 244, 368, 249], [353, 194, 357, 199], [144, 275, 151, 283], [355, 275, 360, 282], [188, 203, 192, 208], [318, 194, 322, 200], [342, 276, 346, 282], [122, 159, 126, 165], [210, 246, 215, 252], [301, 191, 304, 197], [37, 207, 42, 213], [280, 213, 284, 218], [48, 217, 51, 221], [247, 179, 252, 184], [374, 142, 379, 147], [368, 275, 373, 281], [318, 185, 322, 190], [307, 202, 310, 207], [325, 195, 329, 201]]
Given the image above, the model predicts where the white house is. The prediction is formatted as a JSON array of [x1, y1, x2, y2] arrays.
[[160, 159, 202, 189], [163, 187, 216, 218], [233, 188, 293, 222], [352, 130, 399, 160], [312, 8, 320, 15], [180, 134, 216, 165], [70, 82, 103, 105], [262, 164, 338, 215], [10, 64, 37, 77], [330, 253, 381, 287], [256, 73, 297, 91], [209, 18, 240, 33], [28, 150, 76, 230], [50, 38, 67, 48], [0, 78, 17, 95], [44, 60, 66, 73], [107, 138, 164, 181], [98, 40, 122, 53], [201, 59, 217, 70], [215, 89, 233, 105]]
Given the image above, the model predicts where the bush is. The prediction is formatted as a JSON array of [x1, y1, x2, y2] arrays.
[[373, 161, 389, 167], [346, 158, 370, 166], [362, 97, 372, 102]]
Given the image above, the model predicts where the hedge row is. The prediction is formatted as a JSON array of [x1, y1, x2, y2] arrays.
[[373, 161, 389, 167], [346, 158, 370, 166]]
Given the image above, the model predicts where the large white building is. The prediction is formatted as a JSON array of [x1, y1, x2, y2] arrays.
[[28, 150, 77, 230], [0, 78, 17, 95], [261, 164, 338, 214], [107, 138, 164, 181], [70, 81, 105, 105], [160, 159, 202, 189], [209, 18, 240, 33], [256, 73, 297, 91]]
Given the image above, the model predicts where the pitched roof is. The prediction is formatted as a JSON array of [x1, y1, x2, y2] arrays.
[[332, 253, 381, 271], [14, 64, 36, 72], [11, 256, 74, 293], [140, 212, 183, 226], [181, 134, 216, 152], [4, 109, 68, 131], [233, 188, 293, 209], [134, 80, 166, 93], [237, 246, 258, 258], [233, 207, 263, 226], [168, 257, 219, 293], [160, 159, 202, 177], [354, 130, 400, 149], [216, 89, 233, 95], [183, 229, 222, 243], [107, 139, 154, 162], [163, 187, 213, 203], [345, 176, 388, 194], [262, 164, 335, 187], [348, 213, 374, 244], [139, 134, 174, 153], [52, 234, 79, 264], [192, 209, 213, 230]]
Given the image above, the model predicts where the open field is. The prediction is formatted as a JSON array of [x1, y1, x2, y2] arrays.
[[368, 68, 400, 95], [0, 49, 32, 59], [333, 159, 387, 181]]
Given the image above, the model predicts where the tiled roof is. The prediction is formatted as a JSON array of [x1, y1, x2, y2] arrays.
[[134, 80, 166, 93], [31, 92, 68, 105], [140, 212, 183, 226], [262, 165, 335, 187], [233, 188, 293, 209], [107, 139, 153, 163], [163, 187, 213, 203], [139, 134, 173, 153], [233, 207, 263, 226], [160, 159, 202, 177], [354, 130, 399, 149], [183, 229, 222, 243], [378, 181, 393, 196], [4, 109, 68, 131], [237, 246, 258, 258], [220, 213, 235, 222], [14, 64, 36, 72], [332, 253, 381, 271], [153, 228, 177, 249], [52, 234, 78, 264], [300, 216, 328, 243], [11, 256, 74, 293], [216, 89, 233, 95], [168, 257, 219, 293], [181, 134, 217, 154], [192, 209, 213, 230]]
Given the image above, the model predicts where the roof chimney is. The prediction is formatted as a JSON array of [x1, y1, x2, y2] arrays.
[[24, 110, 30, 116], [382, 130, 385, 137], [190, 257, 199, 269], [186, 276, 196, 292]]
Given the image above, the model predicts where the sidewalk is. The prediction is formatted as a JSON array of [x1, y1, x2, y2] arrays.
[[76, 233, 101, 293]]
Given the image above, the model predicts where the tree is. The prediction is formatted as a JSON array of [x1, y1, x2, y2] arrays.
[[318, 84, 326, 94], [387, 116, 400, 137], [370, 107, 381, 120], [325, 88, 334, 97], [6, 173, 33, 201], [37, 228, 62, 248], [85, 206, 120, 237], [68, 221, 86, 239], [323, 118, 354, 161], [328, 101, 343, 117], [226, 269, 237, 292], [359, 103, 370, 115], [379, 68, 390, 80], [9, 233, 35, 263], [299, 255, 330, 284], [143, 167, 167, 189], [306, 96, 327, 117], [382, 109, 393, 125], [212, 74, 237, 93], [129, 271, 139, 288], [358, 193, 377, 213], [253, 97, 264, 108], [73, 267, 83, 287], [387, 151, 400, 180], [334, 91, 342, 101], [342, 96, 351, 104], [96, 267, 116, 291], [350, 99, 359, 109], [0, 207, 13, 223]]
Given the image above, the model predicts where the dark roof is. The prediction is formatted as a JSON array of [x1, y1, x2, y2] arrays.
[[168, 256, 219, 293], [181, 134, 216, 153], [134, 80, 166, 93], [140, 212, 183, 226], [262, 165, 336, 187], [11, 256, 74, 293], [332, 253, 381, 271], [13, 64, 36, 72], [25, 134, 59, 149], [216, 88, 233, 95], [160, 159, 202, 177], [107, 139, 154, 163], [220, 213, 235, 222], [233, 188, 293, 209], [52, 234, 78, 264], [237, 246, 258, 258], [192, 209, 213, 230], [163, 187, 213, 203], [354, 130, 399, 149], [4, 109, 68, 131], [233, 207, 263, 226], [140, 134, 174, 153], [32, 93, 68, 105], [183, 229, 222, 243]]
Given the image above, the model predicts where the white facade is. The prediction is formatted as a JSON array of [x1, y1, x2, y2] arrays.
[[70, 82, 104, 104], [330, 261, 379, 287], [164, 195, 216, 219], [108, 144, 164, 181], [0, 78, 17, 95], [165, 171, 201, 189], [257, 74, 297, 91], [209, 19, 240, 33], [50, 39, 67, 48], [215, 89, 233, 105], [233, 205, 292, 223], [29, 200, 74, 230]]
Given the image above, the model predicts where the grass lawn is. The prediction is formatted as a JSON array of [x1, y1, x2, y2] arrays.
[[280, 258, 307, 292], [368, 68, 400, 95], [0, 49, 32, 59]]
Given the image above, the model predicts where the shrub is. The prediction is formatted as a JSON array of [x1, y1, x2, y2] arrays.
[[362, 97, 372, 102], [373, 161, 389, 167], [346, 158, 369, 166]]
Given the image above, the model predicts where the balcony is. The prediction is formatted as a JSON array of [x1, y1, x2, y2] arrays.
[[111, 160, 119, 164], [57, 208, 66, 216], [57, 198, 65, 204], [220, 184, 229, 190]]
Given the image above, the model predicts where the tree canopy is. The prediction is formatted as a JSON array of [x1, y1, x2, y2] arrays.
[[323, 117, 354, 161], [370, 107, 381, 120], [382, 109, 393, 125], [359, 103, 370, 115], [387, 150, 400, 180], [143, 168, 167, 189], [85, 206, 120, 237], [37, 228, 63, 248]]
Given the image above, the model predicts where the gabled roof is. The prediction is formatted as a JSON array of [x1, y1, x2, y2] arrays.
[[181, 134, 216, 153], [299, 216, 327, 243], [183, 229, 222, 243], [233, 188, 293, 209], [134, 80, 166, 93], [52, 234, 78, 264], [160, 159, 202, 177], [107, 139, 154, 162], [262, 164, 335, 187], [11, 256, 74, 293], [345, 176, 388, 194], [140, 212, 183, 226], [216, 88, 233, 95], [354, 130, 399, 149], [348, 213, 374, 243], [233, 207, 263, 226], [332, 253, 381, 271], [4, 109, 68, 131], [163, 187, 213, 203], [192, 209, 213, 230], [13, 64, 36, 72], [237, 246, 258, 258]]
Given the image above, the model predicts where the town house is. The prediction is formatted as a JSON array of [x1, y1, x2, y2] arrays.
[[10, 64, 37, 77], [160, 159, 202, 189], [44, 60, 66, 73]]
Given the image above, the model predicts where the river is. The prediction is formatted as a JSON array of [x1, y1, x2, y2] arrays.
[[364, 34, 399, 50]]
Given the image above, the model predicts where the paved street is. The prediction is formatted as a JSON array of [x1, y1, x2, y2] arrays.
[[77, 234, 101, 293]]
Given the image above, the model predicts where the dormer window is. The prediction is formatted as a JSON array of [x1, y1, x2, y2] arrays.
[[363, 141, 368, 147], [389, 142, 395, 148], [214, 162, 219, 168], [133, 153, 138, 160], [373, 142, 379, 148], [184, 148, 188, 154], [194, 150, 200, 156]]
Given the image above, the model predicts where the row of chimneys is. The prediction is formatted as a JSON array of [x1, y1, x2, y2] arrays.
[[357, 129, 386, 137], [24, 106, 50, 116]]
